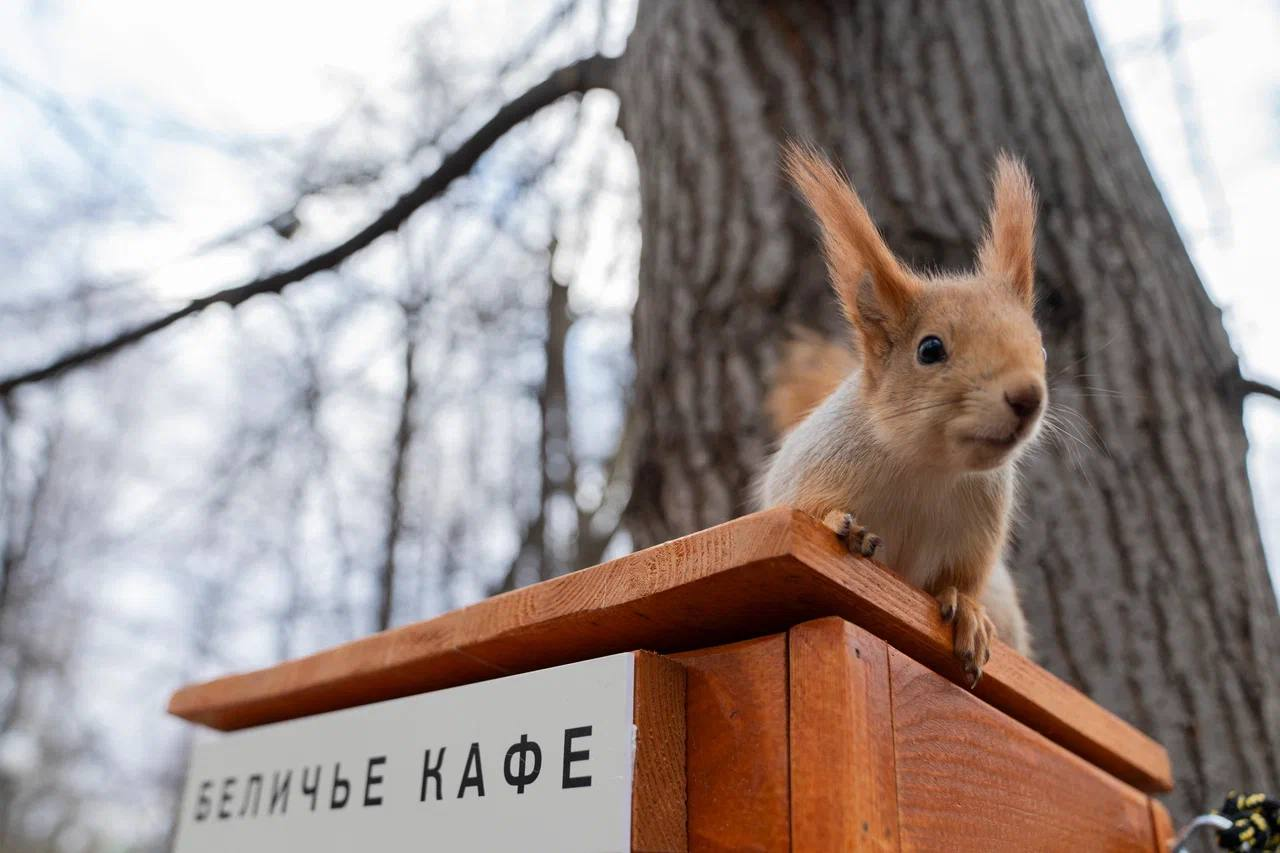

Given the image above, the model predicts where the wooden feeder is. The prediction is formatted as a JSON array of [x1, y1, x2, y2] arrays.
[[168, 508, 1175, 851]]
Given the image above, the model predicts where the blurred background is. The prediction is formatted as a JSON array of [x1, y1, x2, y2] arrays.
[[0, 1, 1277, 849]]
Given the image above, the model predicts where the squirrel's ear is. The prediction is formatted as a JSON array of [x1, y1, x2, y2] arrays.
[[978, 152, 1037, 307], [783, 142, 918, 358]]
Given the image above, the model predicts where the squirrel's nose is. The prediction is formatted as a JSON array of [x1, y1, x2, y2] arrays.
[[1004, 383, 1044, 423]]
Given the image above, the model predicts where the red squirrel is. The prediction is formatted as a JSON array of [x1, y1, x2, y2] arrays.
[[758, 144, 1047, 685]]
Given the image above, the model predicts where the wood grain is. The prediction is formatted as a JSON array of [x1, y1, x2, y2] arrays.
[[168, 507, 1172, 793], [673, 634, 789, 852], [632, 653, 688, 853], [1149, 799, 1175, 852], [789, 617, 899, 851], [888, 648, 1155, 852], [785, 524, 1174, 795]]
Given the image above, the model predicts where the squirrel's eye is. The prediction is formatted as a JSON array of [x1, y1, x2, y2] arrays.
[[917, 335, 947, 365]]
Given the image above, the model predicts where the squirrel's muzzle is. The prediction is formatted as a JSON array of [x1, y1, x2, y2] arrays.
[[1004, 382, 1045, 429]]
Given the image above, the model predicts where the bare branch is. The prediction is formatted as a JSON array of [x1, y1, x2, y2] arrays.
[[1242, 378, 1280, 403], [376, 313, 420, 632], [0, 53, 618, 398]]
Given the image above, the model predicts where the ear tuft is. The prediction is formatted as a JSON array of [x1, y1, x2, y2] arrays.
[[978, 152, 1037, 306], [782, 141, 918, 356]]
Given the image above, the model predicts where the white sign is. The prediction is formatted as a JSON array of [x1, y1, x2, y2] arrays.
[[173, 653, 637, 853]]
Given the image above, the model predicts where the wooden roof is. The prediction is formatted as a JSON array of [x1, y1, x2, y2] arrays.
[[168, 507, 1172, 793]]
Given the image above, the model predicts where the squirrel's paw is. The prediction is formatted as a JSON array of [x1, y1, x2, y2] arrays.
[[936, 587, 996, 688], [821, 510, 881, 558]]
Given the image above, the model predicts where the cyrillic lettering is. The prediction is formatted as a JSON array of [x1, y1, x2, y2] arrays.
[[364, 756, 386, 807], [563, 726, 592, 788], [194, 780, 213, 821], [330, 762, 351, 809], [457, 742, 485, 798], [503, 734, 542, 794], [218, 776, 236, 819], [269, 770, 291, 815], [238, 773, 262, 817], [301, 765, 322, 811], [420, 748, 445, 802]]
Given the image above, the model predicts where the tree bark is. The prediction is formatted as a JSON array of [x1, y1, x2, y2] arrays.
[[616, 0, 1280, 819]]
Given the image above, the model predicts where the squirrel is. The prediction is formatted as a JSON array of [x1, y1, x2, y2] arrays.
[[757, 144, 1047, 685]]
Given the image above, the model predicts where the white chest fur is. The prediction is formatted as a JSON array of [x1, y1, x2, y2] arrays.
[[757, 379, 1012, 590]]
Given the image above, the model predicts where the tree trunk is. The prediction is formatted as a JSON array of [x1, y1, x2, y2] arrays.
[[616, 0, 1280, 820]]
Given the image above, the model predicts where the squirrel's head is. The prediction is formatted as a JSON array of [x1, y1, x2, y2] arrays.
[[785, 144, 1046, 473]]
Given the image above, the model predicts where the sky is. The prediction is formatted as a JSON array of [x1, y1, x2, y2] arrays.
[[0, 0, 1278, 847]]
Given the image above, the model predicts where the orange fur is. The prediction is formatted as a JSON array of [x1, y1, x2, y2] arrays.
[[765, 330, 856, 436], [783, 145, 920, 369], [977, 152, 1038, 307], [762, 145, 1045, 678]]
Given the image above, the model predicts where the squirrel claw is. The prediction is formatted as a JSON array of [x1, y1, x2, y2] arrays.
[[935, 586, 995, 690], [822, 511, 881, 558], [937, 586, 958, 624]]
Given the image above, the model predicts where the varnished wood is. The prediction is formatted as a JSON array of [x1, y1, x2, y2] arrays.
[[672, 634, 790, 852], [168, 507, 1172, 793], [632, 653, 688, 853], [789, 617, 899, 851], [783, 525, 1174, 795], [1149, 800, 1175, 852], [889, 648, 1155, 852]]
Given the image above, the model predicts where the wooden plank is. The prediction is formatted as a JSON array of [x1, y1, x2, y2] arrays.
[[168, 510, 797, 731], [673, 634, 789, 852], [632, 653, 687, 853], [783, 524, 1173, 794], [789, 617, 899, 851], [167, 507, 1172, 793], [888, 648, 1155, 852], [1149, 799, 1175, 852]]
